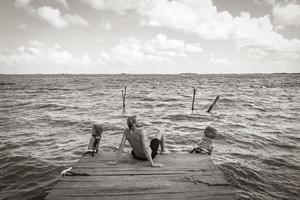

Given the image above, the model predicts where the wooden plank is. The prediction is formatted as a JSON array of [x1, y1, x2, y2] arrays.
[[46, 191, 236, 200], [77, 152, 217, 170], [45, 152, 236, 200], [74, 162, 215, 169], [78, 152, 210, 162], [46, 189, 234, 198], [60, 174, 226, 184], [48, 186, 233, 195], [67, 169, 213, 176], [53, 175, 229, 189], [68, 171, 219, 177]]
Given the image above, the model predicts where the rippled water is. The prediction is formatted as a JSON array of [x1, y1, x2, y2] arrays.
[[0, 74, 299, 200]]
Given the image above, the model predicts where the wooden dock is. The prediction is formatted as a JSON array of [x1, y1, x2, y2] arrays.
[[45, 152, 236, 200]]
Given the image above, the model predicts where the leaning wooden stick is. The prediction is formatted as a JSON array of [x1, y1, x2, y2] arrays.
[[207, 96, 220, 113], [192, 87, 196, 111], [122, 86, 127, 110]]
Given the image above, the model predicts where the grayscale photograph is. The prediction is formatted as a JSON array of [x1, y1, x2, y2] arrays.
[[0, 0, 299, 199]]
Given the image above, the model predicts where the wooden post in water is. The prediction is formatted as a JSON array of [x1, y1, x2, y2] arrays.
[[192, 87, 196, 111], [122, 86, 127, 110], [207, 96, 220, 113]]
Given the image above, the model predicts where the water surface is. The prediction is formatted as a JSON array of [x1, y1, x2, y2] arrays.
[[0, 74, 299, 200]]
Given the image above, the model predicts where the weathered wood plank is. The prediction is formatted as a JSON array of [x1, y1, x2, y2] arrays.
[[74, 162, 215, 169], [68, 169, 213, 176], [63, 168, 223, 177], [46, 191, 236, 200], [46, 186, 235, 199], [53, 175, 228, 189], [78, 152, 210, 162], [76, 152, 217, 170], [45, 152, 236, 200], [48, 185, 233, 195], [60, 175, 226, 186]]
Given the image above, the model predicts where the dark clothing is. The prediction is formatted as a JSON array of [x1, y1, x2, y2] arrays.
[[131, 138, 160, 161], [150, 138, 160, 158]]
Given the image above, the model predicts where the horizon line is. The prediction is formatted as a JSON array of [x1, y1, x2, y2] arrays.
[[0, 72, 300, 75]]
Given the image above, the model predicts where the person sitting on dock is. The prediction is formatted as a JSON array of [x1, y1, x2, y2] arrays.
[[84, 125, 103, 156], [190, 126, 217, 155], [111, 115, 166, 167]]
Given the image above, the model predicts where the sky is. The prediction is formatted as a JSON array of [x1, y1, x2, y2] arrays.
[[0, 0, 300, 74]]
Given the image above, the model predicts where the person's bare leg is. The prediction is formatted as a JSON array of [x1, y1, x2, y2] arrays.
[[160, 133, 166, 154], [154, 132, 166, 154]]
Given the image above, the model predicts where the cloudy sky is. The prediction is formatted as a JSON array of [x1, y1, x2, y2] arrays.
[[0, 0, 300, 74]]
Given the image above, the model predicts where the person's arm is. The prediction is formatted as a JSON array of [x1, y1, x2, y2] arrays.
[[115, 132, 126, 164], [208, 148, 212, 155], [140, 131, 163, 167], [208, 140, 213, 155], [108, 130, 126, 165]]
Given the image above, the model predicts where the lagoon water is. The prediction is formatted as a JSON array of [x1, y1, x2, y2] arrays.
[[0, 74, 299, 200]]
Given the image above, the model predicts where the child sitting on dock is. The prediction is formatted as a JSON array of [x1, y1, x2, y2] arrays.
[[190, 126, 217, 155], [111, 115, 166, 167], [85, 125, 103, 156]]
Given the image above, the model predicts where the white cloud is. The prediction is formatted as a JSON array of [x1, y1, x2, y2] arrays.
[[210, 53, 231, 67], [0, 41, 93, 67], [15, 0, 34, 13], [15, 0, 33, 8], [273, 3, 300, 28], [80, 0, 147, 15], [253, 0, 298, 6], [248, 47, 299, 60], [16, 24, 27, 30], [15, 0, 69, 10], [15, 0, 88, 29], [248, 48, 268, 60], [233, 12, 300, 60], [140, 1, 235, 40], [101, 21, 111, 30], [97, 34, 202, 66], [252, 0, 277, 6], [28, 40, 46, 47], [81, 0, 300, 61], [80, 0, 106, 10], [232, 13, 299, 50], [37, 7, 68, 29], [81, 0, 232, 39], [96, 51, 111, 65], [54, 0, 69, 9], [253, 0, 300, 28], [36, 6, 88, 29], [15, 0, 32, 7], [80, 53, 93, 65], [64, 14, 88, 26]]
